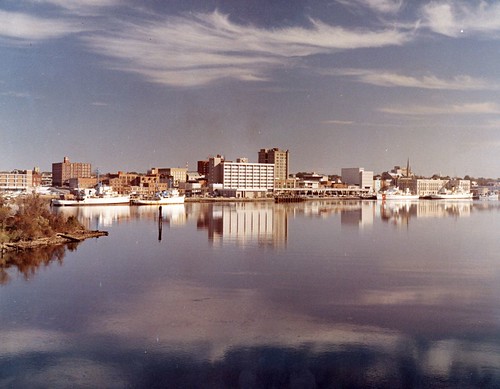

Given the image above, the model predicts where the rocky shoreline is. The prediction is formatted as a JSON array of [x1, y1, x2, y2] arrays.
[[1, 230, 108, 253]]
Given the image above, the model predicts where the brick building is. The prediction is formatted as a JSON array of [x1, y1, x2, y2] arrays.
[[52, 157, 91, 187]]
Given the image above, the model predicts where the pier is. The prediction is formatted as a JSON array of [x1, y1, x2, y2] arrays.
[[274, 187, 372, 202]]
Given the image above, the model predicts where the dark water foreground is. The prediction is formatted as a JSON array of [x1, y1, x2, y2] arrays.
[[1, 201, 499, 388]]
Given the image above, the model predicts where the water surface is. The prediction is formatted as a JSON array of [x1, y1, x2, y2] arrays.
[[1, 200, 500, 387]]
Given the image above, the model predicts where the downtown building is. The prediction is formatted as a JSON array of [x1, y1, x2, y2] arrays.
[[258, 148, 295, 188], [0, 170, 34, 192], [398, 178, 471, 197], [207, 156, 274, 198], [149, 167, 187, 188], [258, 148, 289, 180], [341, 167, 374, 190], [52, 157, 91, 187]]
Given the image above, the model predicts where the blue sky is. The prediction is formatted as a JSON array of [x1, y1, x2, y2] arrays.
[[1, 0, 499, 177]]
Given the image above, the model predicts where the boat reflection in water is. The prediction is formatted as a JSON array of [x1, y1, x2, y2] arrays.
[[2, 200, 500, 387], [377, 200, 472, 227], [54, 204, 132, 229], [131, 203, 186, 227]]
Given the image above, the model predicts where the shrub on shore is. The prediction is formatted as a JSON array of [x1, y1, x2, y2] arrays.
[[0, 195, 85, 243]]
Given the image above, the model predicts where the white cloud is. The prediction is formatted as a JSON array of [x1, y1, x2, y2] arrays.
[[31, 0, 120, 14], [421, 1, 500, 37], [38, 0, 119, 6], [360, 0, 404, 14], [336, 0, 403, 15], [0, 9, 86, 42], [327, 68, 499, 90], [322, 120, 354, 125], [89, 280, 401, 362], [0, 329, 68, 356], [379, 102, 500, 115], [82, 11, 410, 87], [0, 90, 32, 98]]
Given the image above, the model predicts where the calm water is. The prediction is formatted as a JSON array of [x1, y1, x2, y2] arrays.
[[1, 200, 500, 388]]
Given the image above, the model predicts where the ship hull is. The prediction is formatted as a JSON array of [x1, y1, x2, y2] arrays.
[[51, 196, 130, 206], [132, 196, 185, 205], [429, 194, 473, 200]]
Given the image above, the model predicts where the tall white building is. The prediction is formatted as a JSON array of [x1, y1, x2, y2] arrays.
[[209, 160, 273, 198]]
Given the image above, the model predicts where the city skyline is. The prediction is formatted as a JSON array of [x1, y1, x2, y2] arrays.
[[1, 1, 500, 178]]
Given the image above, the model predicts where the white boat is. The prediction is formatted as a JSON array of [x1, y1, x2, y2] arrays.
[[51, 184, 130, 206], [377, 187, 419, 201], [430, 187, 473, 200], [132, 189, 185, 205], [480, 192, 499, 201]]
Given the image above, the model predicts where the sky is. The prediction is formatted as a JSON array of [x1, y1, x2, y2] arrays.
[[1, 0, 500, 178]]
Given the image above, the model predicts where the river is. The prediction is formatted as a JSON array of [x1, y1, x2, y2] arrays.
[[1, 200, 500, 387]]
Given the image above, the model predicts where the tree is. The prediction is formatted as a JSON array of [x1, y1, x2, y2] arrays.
[[4, 195, 84, 242], [0, 197, 12, 243]]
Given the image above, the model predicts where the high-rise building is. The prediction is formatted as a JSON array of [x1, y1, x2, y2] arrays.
[[220, 160, 274, 198], [52, 157, 91, 187], [206, 155, 274, 198], [207, 155, 225, 185], [197, 160, 210, 177], [258, 148, 289, 181]]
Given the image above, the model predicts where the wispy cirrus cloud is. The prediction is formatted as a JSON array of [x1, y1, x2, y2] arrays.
[[0, 9, 87, 43], [31, 0, 122, 16], [379, 102, 500, 115], [0, 90, 32, 98], [364, 0, 404, 14], [421, 1, 500, 37], [81, 11, 411, 87], [35, 0, 120, 7], [321, 120, 354, 125], [338, 0, 404, 15], [326, 68, 499, 90]]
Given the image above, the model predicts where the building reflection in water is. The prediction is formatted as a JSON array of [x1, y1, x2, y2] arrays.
[[194, 200, 480, 247], [340, 201, 374, 229], [197, 203, 288, 248]]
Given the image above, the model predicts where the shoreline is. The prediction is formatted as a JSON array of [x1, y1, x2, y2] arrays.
[[1, 230, 108, 254], [184, 196, 367, 203], [184, 197, 273, 203]]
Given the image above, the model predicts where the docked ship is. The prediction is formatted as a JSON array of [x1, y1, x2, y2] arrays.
[[131, 189, 185, 205], [51, 184, 130, 206], [430, 187, 473, 200], [377, 187, 419, 201], [479, 192, 499, 201]]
